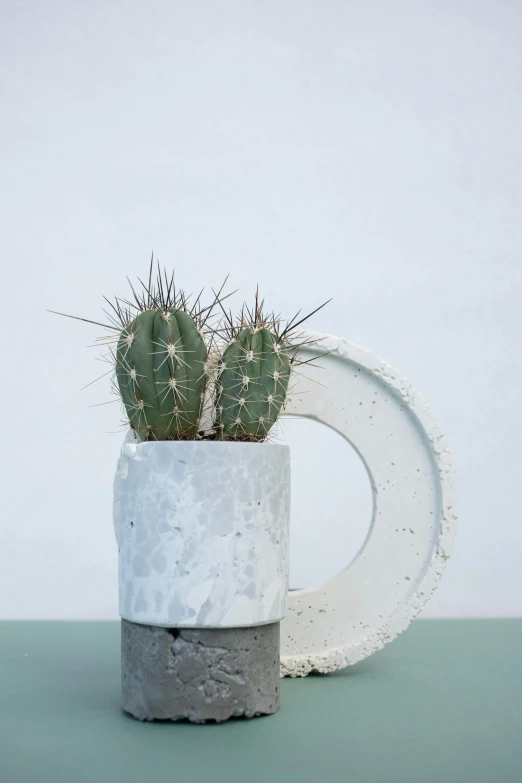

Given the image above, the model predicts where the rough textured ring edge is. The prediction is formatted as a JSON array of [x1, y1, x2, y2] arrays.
[[280, 332, 458, 677]]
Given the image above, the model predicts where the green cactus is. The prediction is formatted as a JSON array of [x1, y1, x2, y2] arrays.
[[216, 326, 291, 440], [49, 259, 329, 442], [115, 308, 207, 441]]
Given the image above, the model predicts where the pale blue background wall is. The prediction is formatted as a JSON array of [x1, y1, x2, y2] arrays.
[[1, 0, 520, 618]]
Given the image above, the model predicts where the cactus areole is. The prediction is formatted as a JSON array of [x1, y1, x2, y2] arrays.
[[115, 309, 207, 441], [216, 327, 291, 440]]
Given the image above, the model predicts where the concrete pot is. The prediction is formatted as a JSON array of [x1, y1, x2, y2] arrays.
[[113, 440, 291, 722]]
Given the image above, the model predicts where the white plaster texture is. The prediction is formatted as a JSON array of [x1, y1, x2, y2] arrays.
[[280, 332, 458, 676], [114, 441, 290, 628]]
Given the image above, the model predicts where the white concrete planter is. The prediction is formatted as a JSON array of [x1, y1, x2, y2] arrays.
[[114, 440, 291, 629]]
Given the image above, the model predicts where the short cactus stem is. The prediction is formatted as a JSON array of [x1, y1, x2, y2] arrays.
[[216, 327, 291, 440], [116, 309, 207, 441]]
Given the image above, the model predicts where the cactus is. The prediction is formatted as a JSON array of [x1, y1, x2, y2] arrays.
[[48, 260, 231, 441], [48, 260, 329, 442], [214, 291, 331, 441], [216, 326, 291, 440], [115, 308, 207, 441]]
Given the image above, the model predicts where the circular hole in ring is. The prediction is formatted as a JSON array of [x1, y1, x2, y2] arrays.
[[278, 416, 373, 590]]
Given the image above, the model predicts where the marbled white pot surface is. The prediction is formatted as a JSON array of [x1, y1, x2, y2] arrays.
[[114, 441, 291, 628]]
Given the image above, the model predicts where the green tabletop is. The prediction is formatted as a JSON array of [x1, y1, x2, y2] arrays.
[[1, 620, 521, 783]]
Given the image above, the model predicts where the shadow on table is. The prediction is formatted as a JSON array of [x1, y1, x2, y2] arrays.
[[307, 654, 387, 678]]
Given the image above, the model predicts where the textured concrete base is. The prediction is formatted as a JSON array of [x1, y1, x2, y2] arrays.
[[121, 620, 280, 723]]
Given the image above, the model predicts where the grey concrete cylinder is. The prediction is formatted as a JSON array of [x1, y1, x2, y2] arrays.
[[121, 620, 280, 722]]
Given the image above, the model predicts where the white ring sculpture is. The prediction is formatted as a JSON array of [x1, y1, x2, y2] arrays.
[[279, 332, 458, 676]]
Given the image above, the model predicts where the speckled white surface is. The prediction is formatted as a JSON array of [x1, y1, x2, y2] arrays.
[[280, 332, 458, 676], [114, 441, 290, 628]]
